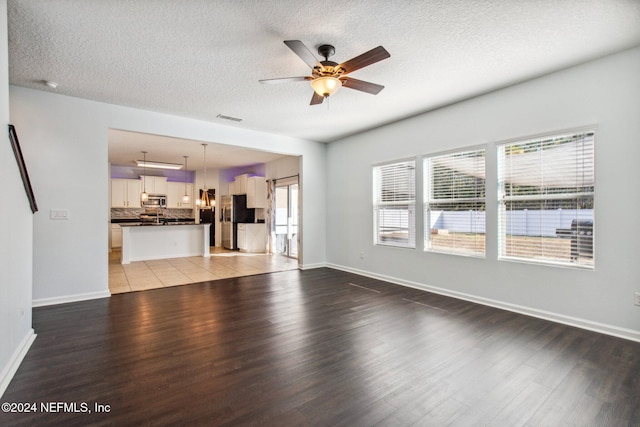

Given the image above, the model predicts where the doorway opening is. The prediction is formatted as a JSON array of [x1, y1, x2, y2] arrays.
[[108, 129, 301, 294]]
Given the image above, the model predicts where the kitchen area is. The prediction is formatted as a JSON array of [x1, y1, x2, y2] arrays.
[[108, 136, 299, 294], [110, 173, 269, 259]]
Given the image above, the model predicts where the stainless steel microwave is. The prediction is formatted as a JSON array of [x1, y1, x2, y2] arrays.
[[142, 194, 166, 208]]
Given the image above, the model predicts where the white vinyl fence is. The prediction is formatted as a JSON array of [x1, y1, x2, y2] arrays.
[[430, 209, 593, 237]]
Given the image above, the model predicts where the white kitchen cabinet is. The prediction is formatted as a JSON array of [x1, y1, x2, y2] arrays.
[[167, 182, 193, 208], [153, 176, 168, 195], [237, 223, 247, 251], [237, 223, 266, 253], [111, 224, 122, 248], [228, 181, 237, 195], [111, 178, 141, 208], [246, 176, 267, 208], [234, 174, 248, 195], [140, 176, 168, 195]]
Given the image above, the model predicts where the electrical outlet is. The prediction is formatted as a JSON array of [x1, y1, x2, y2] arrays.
[[360, 251, 364, 259], [635, 292, 640, 306]]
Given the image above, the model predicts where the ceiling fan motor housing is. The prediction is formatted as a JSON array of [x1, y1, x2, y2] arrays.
[[313, 61, 345, 78], [313, 45, 346, 78], [318, 44, 335, 60]]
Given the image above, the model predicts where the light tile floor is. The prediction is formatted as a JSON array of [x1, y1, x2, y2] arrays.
[[109, 247, 298, 294]]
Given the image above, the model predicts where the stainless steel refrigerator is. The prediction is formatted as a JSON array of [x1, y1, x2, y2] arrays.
[[221, 194, 254, 250]]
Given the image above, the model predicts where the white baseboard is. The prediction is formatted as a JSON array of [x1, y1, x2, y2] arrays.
[[0, 329, 36, 398], [327, 263, 640, 343], [299, 262, 327, 270], [32, 290, 111, 307]]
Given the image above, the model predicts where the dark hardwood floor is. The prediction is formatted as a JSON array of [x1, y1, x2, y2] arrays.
[[1, 268, 639, 426]]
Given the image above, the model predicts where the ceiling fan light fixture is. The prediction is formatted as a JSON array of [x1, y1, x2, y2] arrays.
[[311, 76, 341, 97]]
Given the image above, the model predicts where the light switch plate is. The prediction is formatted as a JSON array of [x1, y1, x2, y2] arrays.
[[50, 209, 69, 220]]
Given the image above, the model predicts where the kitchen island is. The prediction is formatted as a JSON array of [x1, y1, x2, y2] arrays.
[[120, 223, 210, 264]]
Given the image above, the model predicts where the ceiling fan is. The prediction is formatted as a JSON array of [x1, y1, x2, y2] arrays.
[[259, 40, 390, 105]]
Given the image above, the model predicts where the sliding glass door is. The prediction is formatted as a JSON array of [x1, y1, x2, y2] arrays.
[[274, 178, 298, 259]]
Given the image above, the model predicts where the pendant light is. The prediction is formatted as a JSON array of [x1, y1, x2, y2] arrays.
[[140, 151, 149, 202], [198, 143, 211, 209], [182, 156, 190, 204]]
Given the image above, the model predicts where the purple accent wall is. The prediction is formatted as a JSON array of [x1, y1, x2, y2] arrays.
[[220, 164, 266, 182], [111, 165, 195, 183], [112, 164, 266, 183]]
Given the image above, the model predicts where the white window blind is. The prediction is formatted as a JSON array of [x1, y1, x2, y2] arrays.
[[424, 148, 486, 256], [498, 131, 594, 268], [373, 160, 416, 248]]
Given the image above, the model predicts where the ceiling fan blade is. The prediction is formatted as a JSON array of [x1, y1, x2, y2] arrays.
[[340, 77, 385, 94], [338, 46, 390, 74], [259, 76, 312, 84], [284, 40, 321, 69], [310, 92, 324, 105]]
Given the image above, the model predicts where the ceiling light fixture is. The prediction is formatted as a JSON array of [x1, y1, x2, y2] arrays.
[[311, 76, 342, 98], [182, 156, 190, 204], [135, 160, 183, 170], [140, 151, 149, 202]]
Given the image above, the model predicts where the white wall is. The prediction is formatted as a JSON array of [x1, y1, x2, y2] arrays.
[[0, 0, 35, 397], [327, 47, 640, 340], [265, 155, 300, 181], [9, 86, 327, 305]]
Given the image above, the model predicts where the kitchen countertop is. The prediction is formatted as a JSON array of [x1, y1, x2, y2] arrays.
[[111, 218, 195, 224], [120, 222, 199, 227]]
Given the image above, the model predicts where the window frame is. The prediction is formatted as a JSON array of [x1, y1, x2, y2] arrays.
[[372, 158, 416, 249], [497, 129, 595, 269], [423, 145, 487, 257]]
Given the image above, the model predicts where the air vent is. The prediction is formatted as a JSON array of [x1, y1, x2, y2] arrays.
[[216, 113, 243, 122]]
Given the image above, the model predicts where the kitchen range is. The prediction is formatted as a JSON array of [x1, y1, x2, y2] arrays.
[[138, 207, 194, 225]]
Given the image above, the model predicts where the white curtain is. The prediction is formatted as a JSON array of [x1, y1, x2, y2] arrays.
[[266, 179, 276, 254]]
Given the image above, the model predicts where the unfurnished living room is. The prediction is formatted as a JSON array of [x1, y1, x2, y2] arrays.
[[1, 1, 639, 426]]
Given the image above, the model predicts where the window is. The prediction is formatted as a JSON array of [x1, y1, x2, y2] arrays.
[[498, 131, 594, 268], [424, 147, 486, 256], [373, 159, 416, 248]]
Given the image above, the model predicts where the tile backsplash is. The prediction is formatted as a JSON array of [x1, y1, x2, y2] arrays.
[[111, 208, 194, 220]]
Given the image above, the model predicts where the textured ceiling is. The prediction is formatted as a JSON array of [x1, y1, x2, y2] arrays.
[[7, 0, 640, 166], [107, 129, 291, 172]]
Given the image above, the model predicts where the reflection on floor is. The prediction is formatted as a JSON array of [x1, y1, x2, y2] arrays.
[[109, 247, 298, 294]]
